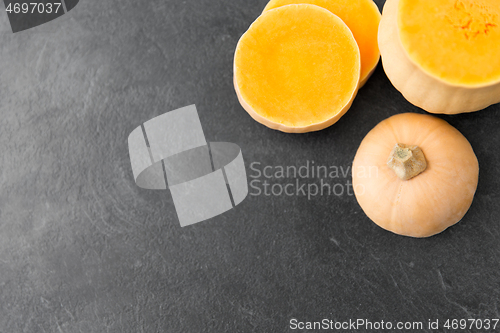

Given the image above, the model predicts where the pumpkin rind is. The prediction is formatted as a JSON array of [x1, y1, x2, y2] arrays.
[[379, 0, 500, 114], [263, 0, 381, 87], [352, 113, 479, 238], [234, 4, 361, 133]]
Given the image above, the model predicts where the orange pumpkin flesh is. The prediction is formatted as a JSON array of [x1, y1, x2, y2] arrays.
[[352, 113, 479, 238], [379, 0, 500, 114], [399, 0, 500, 87], [262, 0, 381, 87], [234, 4, 360, 133]]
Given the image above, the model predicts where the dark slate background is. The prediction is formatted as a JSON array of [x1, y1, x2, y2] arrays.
[[1, 0, 499, 332]]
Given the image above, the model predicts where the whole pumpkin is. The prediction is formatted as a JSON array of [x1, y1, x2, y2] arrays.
[[352, 113, 479, 237]]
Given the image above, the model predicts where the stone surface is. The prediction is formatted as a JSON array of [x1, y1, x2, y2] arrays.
[[0, 0, 499, 332]]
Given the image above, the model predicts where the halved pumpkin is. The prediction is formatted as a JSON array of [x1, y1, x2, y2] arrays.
[[234, 4, 361, 133], [379, 0, 500, 114], [263, 0, 381, 87]]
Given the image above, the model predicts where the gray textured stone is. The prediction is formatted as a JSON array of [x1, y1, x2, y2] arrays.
[[1, 0, 499, 332]]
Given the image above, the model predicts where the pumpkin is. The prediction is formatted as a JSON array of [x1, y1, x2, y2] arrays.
[[262, 0, 381, 87], [378, 0, 500, 114], [234, 4, 361, 133], [352, 113, 479, 238]]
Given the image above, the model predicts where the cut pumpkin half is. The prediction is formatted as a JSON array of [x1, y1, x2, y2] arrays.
[[379, 0, 500, 114]]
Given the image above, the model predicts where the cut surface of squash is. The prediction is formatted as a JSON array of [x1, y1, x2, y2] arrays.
[[352, 113, 479, 238], [398, 0, 500, 87], [234, 4, 360, 133], [263, 0, 381, 87], [379, 0, 500, 114]]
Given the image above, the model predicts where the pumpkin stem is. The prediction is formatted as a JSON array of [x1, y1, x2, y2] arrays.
[[387, 143, 427, 180]]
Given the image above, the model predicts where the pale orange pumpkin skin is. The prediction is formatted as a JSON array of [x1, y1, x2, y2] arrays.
[[378, 0, 500, 114], [352, 113, 479, 238]]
